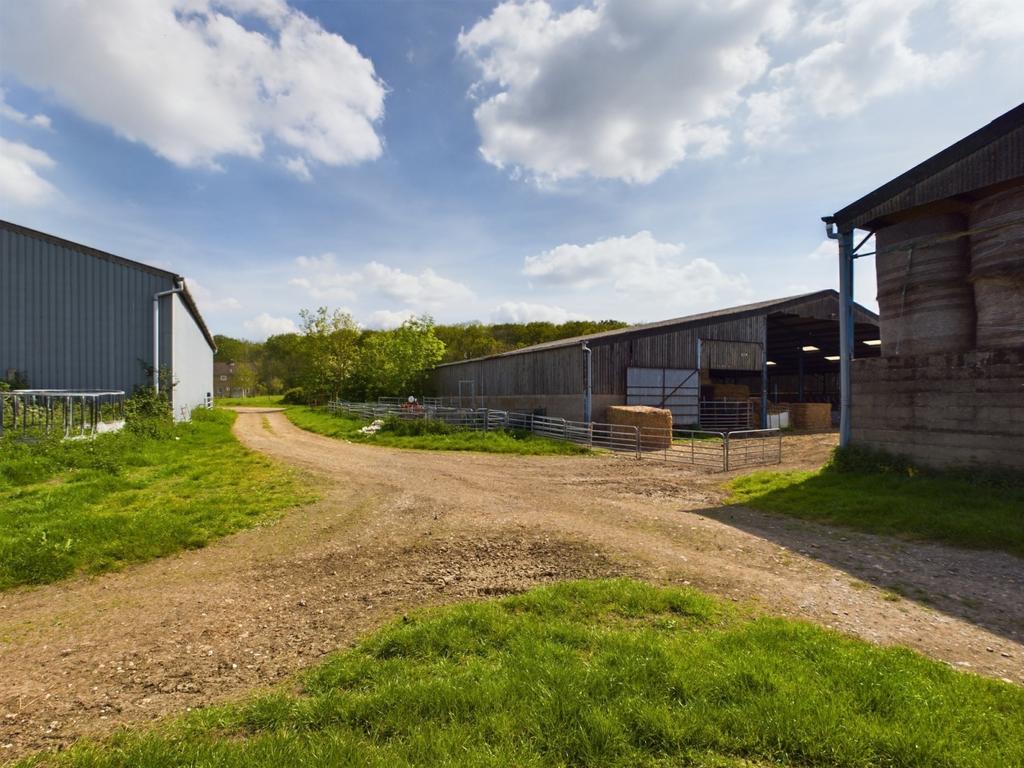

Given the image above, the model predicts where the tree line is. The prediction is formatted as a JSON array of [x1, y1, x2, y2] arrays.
[[214, 311, 627, 402]]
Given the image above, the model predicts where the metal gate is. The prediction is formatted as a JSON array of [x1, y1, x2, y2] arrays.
[[626, 367, 699, 425]]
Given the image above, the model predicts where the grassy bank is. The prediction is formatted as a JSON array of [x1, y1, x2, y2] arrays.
[[0, 409, 314, 590], [285, 406, 590, 456], [727, 448, 1024, 557], [22, 579, 1024, 767]]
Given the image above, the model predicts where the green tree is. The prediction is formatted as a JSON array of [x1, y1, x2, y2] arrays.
[[298, 307, 360, 401], [348, 316, 446, 400]]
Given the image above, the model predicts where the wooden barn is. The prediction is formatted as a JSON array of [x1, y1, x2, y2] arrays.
[[433, 290, 879, 429], [824, 102, 1024, 468]]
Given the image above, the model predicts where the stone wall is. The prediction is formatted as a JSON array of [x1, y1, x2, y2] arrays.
[[851, 349, 1024, 469]]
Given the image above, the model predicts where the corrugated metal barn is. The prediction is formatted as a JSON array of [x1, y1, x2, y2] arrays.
[[824, 102, 1024, 468], [1, 220, 216, 420], [433, 290, 879, 427]]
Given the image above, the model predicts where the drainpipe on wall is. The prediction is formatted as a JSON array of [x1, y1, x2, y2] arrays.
[[581, 342, 592, 423], [153, 280, 185, 393]]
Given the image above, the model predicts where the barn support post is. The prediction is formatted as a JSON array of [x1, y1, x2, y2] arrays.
[[837, 228, 855, 447], [760, 332, 768, 430]]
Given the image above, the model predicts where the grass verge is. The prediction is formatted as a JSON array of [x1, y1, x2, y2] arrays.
[[20, 579, 1024, 767], [214, 395, 283, 407], [0, 409, 315, 590], [727, 447, 1024, 557], [284, 406, 591, 456]]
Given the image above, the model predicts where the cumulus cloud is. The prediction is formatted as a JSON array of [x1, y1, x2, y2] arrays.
[[0, 137, 57, 206], [0, 0, 386, 175], [746, 0, 964, 143], [0, 89, 52, 129], [491, 301, 587, 324], [458, 0, 791, 183], [524, 231, 750, 308], [244, 312, 298, 339], [290, 254, 474, 309], [185, 278, 242, 312], [949, 0, 1024, 41], [364, 309, 418, 330]]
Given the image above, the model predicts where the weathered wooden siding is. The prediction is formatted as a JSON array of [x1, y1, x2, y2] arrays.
[[434, 315, 767, 398]]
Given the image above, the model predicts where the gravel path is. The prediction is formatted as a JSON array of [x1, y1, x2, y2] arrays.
[[1, 409, 1021, 760]]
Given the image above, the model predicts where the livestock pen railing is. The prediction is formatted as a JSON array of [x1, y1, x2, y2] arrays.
[[325, 400, 781, 471], [0, 390, 126, 439]]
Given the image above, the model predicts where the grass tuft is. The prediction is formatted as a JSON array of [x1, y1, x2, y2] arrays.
[[0, 409, 315, 590], [726, 447, 1024, 556], [21, 579, 1024, 767]]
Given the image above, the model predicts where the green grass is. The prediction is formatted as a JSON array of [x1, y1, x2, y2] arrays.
[[0, 409, 315, 590], [727, 448, 1024, 557], [285, 407, 591, 456], [21, 579, 1024, 767], [215, 395, 284, 407]]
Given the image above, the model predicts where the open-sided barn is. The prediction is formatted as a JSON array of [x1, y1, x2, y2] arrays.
[[824, 102, 1024, 469], [0, 220, 216, 420], [433, 290, 879, 429]]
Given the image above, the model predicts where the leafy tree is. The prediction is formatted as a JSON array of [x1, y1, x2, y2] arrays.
[[347, 316, 446, 400], [298, 307, 360, 402]]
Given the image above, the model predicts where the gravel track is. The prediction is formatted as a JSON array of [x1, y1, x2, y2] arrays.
[[1, 408, 1020, 760]]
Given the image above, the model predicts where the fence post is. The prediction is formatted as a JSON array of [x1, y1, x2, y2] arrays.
[[635, 426, 641, 459], [724, 433, 730, 471]]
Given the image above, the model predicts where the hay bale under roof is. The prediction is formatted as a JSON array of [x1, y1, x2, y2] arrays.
[[607, 405, 672, 450]]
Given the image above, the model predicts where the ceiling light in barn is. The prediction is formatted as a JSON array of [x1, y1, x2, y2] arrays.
[[863, 339, 882, 346], [766, 360, 777, 366], [824, 355, 840, 361], [801, 345, 820, 352]]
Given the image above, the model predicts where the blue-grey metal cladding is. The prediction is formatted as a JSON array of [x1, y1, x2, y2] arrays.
[[0, 225, 173, 393]]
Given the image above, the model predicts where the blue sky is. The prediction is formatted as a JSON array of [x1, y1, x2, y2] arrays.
[[1, 0, 1021, 339]]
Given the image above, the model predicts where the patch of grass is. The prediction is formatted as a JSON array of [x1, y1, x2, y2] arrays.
[[215, 395, 283, 407], [22, 579, 1024, 767], [726, 447, 1024, 557], [285, 407, 591, 456], [0, 409, 315, 590]]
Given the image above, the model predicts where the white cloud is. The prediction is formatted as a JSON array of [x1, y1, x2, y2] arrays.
[[524, 231, 749, 306], [950, 0, 1024, 41], [458, 0, 792, 184], [0, 89, 52, 129], [185, 278, 242, 312], [0, 0, 386, 175], [364, 309, 418, 330], [291, 254, 474, 309], [283, 155, 312, 181], [746, 0, 964, 143], [243, 312, 298, 339], [0, 137, 57, 206], [808, 240, 835, 261], [491, 301, 587, 324]]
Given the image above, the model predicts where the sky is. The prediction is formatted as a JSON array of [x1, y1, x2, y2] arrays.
[[1, 0, 1021, 340]]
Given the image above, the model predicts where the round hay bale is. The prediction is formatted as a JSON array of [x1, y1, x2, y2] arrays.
[[607, 405, 672, 451], [875, 213, 975, 356]]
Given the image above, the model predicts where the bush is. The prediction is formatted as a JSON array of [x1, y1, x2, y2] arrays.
[[124, 387, 174, 438], [281, 387, 306, 405]]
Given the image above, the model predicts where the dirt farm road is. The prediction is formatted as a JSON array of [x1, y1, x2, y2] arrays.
[[2, 408, 1022, 759]]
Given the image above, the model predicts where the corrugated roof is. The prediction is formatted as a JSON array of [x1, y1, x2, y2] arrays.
[[436, 289, 878, 368], [824, 102, 1024, 231], [0, 219, 217, 352]]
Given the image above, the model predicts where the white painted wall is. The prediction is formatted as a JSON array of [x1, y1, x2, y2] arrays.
[[170, 293, 214, 421]]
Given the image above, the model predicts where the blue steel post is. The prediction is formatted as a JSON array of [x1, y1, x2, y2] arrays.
[[838, 229, 855, 447]]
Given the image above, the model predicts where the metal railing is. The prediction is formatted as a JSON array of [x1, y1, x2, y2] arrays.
[[325, 400, 781, 471], [0, 390, 126, 439], [699, 399, 754, 431]]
